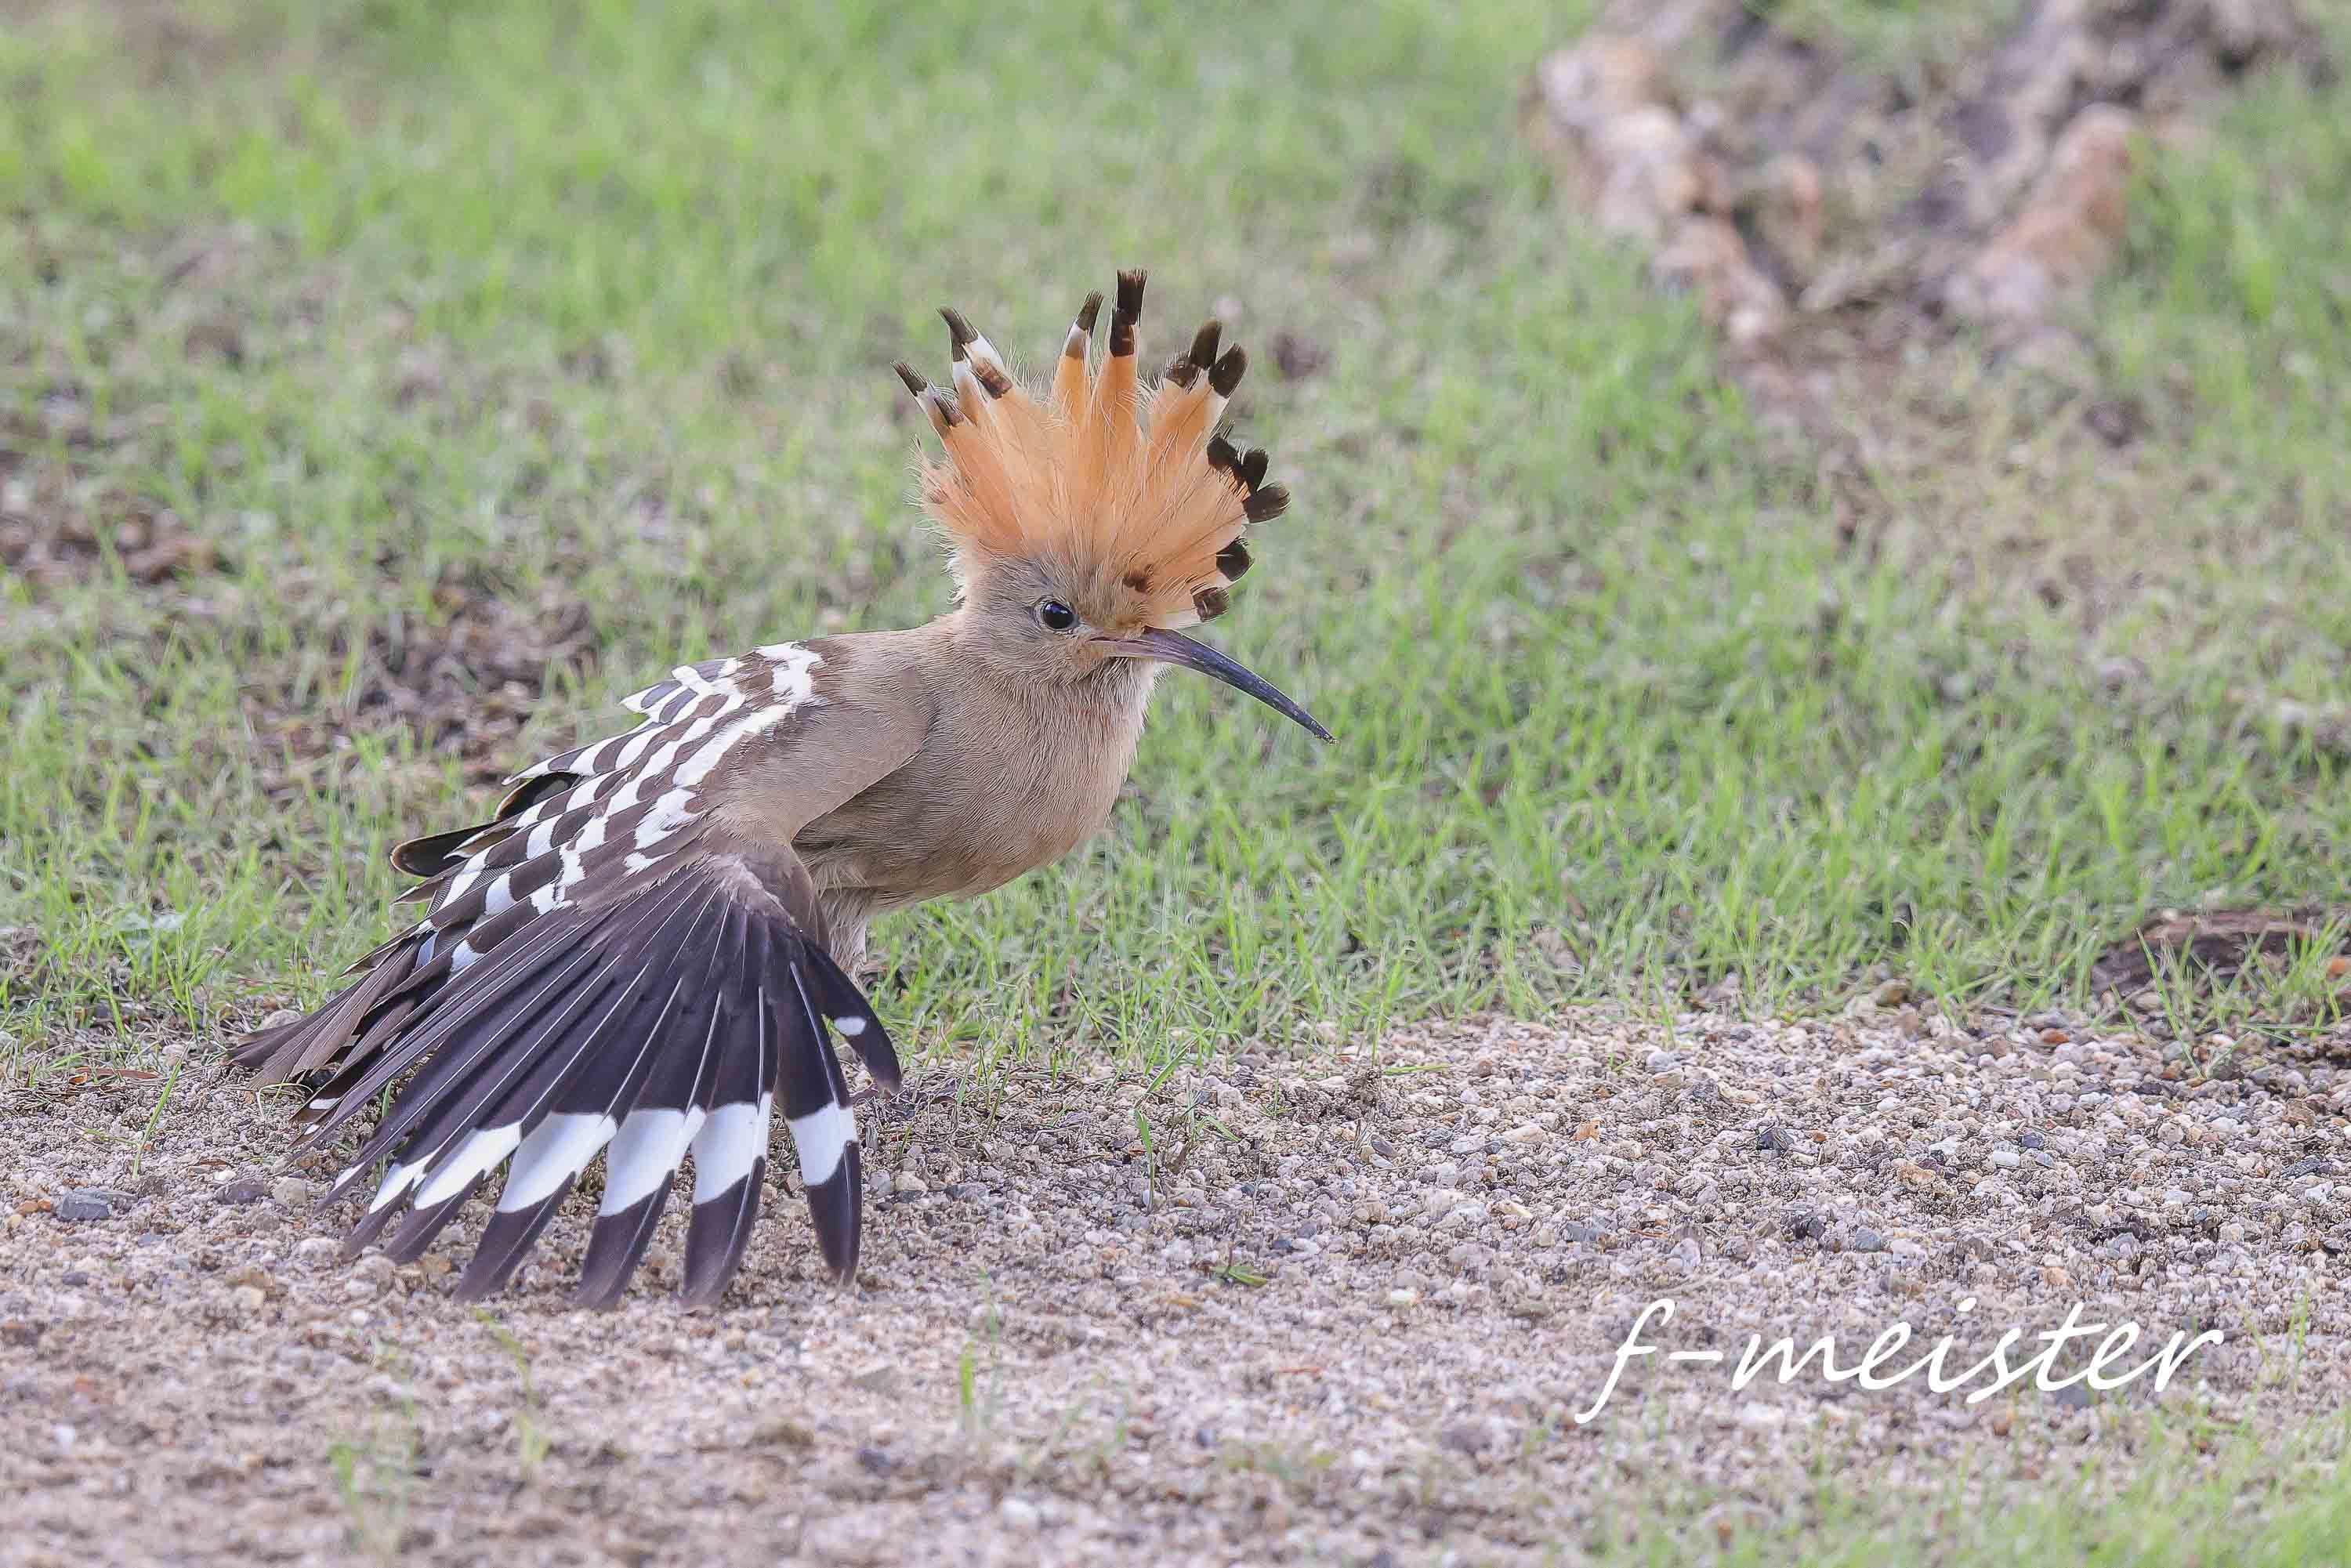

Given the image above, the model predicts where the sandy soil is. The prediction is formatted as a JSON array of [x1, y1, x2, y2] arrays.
[[4, 1009, 2347, 1566]]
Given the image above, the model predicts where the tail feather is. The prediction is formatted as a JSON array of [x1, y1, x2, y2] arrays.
[[572, 1161, 678, 1309], [452, 960, 704, 1300], [450, 1174, 574, 1302], [336, 1177, 416, 1262], [230, 943, 418, 1084], [782, 961, 863, 1278], [290, 994, 418, 1125], [360, 886, 721, 1187], [681, 917, 777, 1302], [574, 918, 734, 1305], [308, 911, 621, 1166], [288, 855, 893, 1305], [382, 1172, 490, 1265]]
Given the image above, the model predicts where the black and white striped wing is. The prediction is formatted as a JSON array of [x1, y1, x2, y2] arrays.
[[230, 641, 907, 1304], [313, 848, 894, 1304], [235, 644, 832, 1088]]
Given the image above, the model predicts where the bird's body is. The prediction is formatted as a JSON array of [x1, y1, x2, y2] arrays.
[[230, 270, 1325, 1306], [792, 621, 1162, 958]]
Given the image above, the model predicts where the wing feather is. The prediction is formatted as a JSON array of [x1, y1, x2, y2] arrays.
[[232, 639, 921, 1303]]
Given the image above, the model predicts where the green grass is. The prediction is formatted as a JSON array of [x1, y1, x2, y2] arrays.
[[2, 0, 2346, 1085], [1637, 1410, 2351, 1566]]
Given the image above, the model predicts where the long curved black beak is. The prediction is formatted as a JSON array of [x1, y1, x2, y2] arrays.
[[1102, 627, 1334, 742]]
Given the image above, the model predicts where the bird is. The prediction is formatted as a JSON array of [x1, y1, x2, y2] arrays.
[[226, 268, 1330, 1309]]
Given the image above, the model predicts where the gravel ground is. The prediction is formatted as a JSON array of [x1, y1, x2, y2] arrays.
[[5, 1008, 2348, 1566]]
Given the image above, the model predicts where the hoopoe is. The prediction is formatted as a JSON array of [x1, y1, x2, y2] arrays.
[[228, 270, 1328, 1307]]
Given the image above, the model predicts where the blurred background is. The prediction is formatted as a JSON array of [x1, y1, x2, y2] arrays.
[[3, 0, 2346, 1080]]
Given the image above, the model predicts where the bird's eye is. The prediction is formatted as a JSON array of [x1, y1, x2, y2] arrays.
[[1033, 599, 1079, 633]]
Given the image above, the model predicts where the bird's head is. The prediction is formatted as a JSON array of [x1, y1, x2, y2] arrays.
[[897, 269, 1331, 742]]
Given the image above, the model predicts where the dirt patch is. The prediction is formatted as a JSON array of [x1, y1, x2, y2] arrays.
[[0, 399, 233, 590], [2091, 907, 2351, 1044], [2093, 907, 2349, 992], [5, 554, 600, 806], [1521, 0, 2331, 433], [5, 1009, 2346, 1564], [0, 225, 314, 592], [234, 569, 603, 790]]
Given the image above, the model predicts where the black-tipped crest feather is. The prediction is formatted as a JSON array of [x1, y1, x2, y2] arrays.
[[1109, 269, 1146, 356], [940, 306, 976, 358], [1208, 346, 1248, 397]]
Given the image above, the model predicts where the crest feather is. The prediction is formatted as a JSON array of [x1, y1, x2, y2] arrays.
[[897, 270, 1284, 628]]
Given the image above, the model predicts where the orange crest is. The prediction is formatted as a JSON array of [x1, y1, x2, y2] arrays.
[[894, 270, 1288, 629]]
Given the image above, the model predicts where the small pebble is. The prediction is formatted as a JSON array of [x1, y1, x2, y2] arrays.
[[1440, 1420, 1494, 1456], [53, 1192, 112, 1224]]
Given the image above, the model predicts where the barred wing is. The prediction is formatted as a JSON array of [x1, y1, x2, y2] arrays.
[[230, 641, 913, 1303]]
